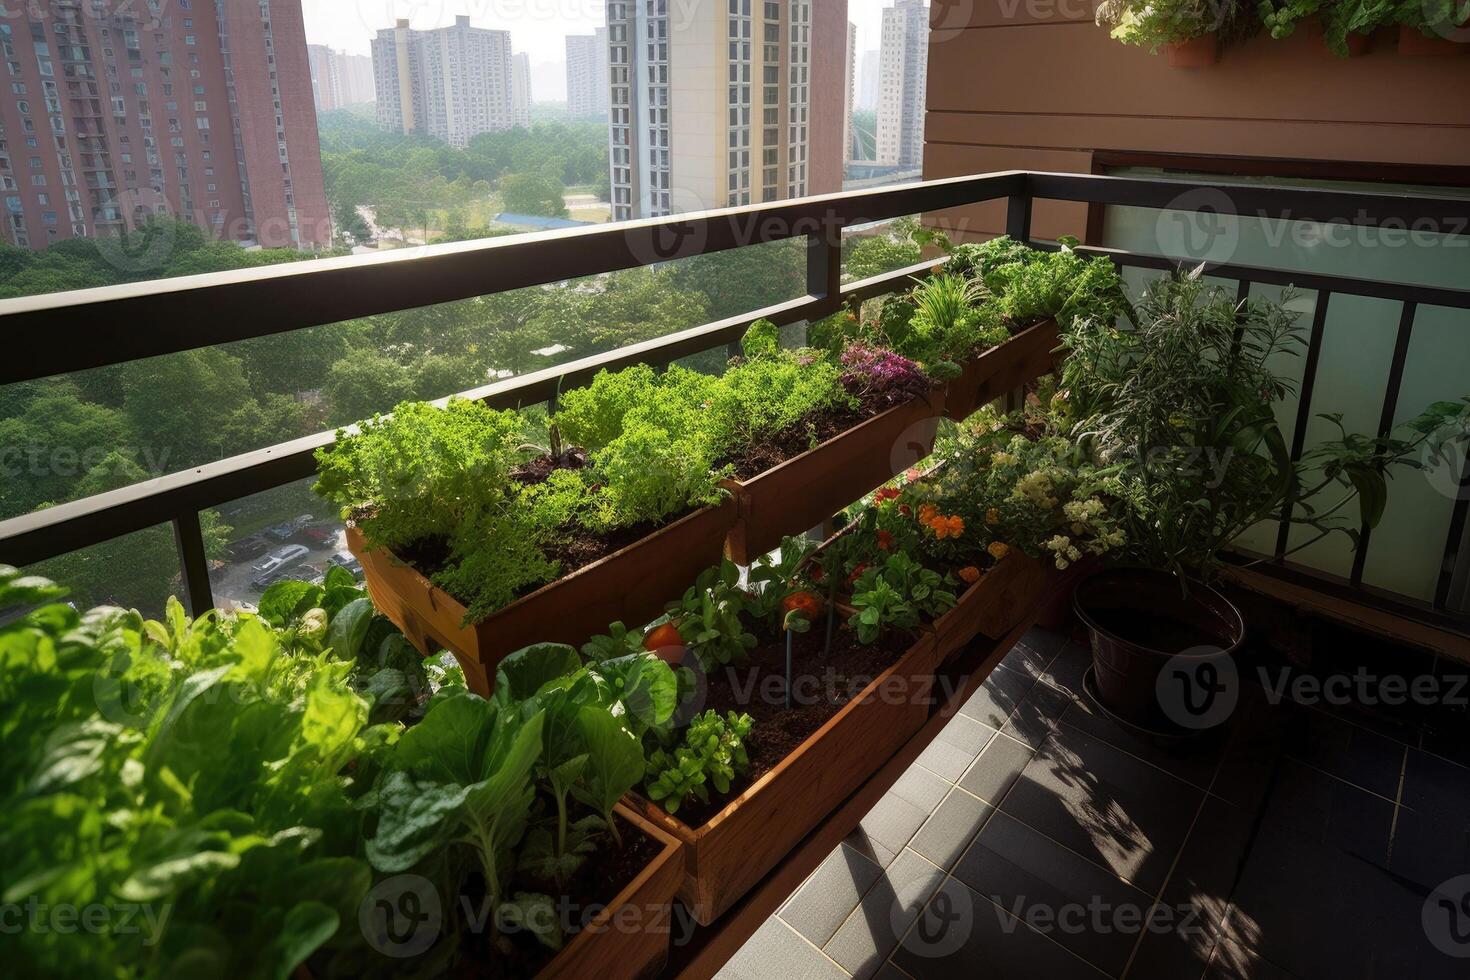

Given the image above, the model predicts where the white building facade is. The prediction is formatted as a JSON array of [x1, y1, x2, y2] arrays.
[[372, 17, 515, 147], [566, 29, 609, 119], [876, 0, 927, 169]]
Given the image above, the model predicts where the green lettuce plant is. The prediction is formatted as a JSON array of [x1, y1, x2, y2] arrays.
[[643, 710, 753, 816]]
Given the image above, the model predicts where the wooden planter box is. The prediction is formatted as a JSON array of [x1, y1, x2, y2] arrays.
[[930, 551, 1047, 661], [349, 498, 738, 694], [944, 319, 1060, 422], [723, 391, 946, 565], [537, 802, 685, 980], [635, 629, 943, 924]]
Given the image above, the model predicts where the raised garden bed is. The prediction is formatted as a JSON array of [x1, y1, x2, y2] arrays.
[[723, 391, 946, 565], [350, 498, 738, 694], [530, 803, 685, 980], [931, 550, 1047, 660], [632, 622, 942, 924], [943, 318, 1060, 422]]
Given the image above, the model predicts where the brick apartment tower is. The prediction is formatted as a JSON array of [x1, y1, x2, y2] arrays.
[[0, 0, 329, 251], [605, 0, 847, 221]]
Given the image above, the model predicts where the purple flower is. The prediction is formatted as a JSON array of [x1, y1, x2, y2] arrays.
[[840, 342, 930, 405]]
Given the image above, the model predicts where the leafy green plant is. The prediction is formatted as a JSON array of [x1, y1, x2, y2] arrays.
[[659, 560, 758, 671], [643, 710, 753, 816], [1095, 0, 1258, 50], [847, 553, 958, 643], [747, 534, 822, 631], [741, 317, 781, 359], [1398, 0, 1470, 36], [1062, 267, 1470, 584]]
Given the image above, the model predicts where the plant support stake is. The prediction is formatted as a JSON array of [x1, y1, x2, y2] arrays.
[[785, 629, 794, 710]]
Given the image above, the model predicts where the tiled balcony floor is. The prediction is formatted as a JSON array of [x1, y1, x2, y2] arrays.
[[716, 628, 1470, 980]]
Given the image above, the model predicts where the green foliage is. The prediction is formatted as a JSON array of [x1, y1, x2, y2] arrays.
[[643, 710, 753, 815], [0, 568, 387, 978], [663, 561, 758, 671], [902, 273, 1010, 366], [980, 239, 1132, 329], [847, 553, 957, 644], [1095, 0, 1258, 50], [501, 172, 570, 218], [741, 318, 781, 359]]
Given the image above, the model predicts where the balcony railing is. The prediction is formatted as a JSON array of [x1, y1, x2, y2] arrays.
[[1, 171, 1468, 630]]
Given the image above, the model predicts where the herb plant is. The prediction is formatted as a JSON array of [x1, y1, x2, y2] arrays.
[[643, 710, 754, 816], [847, 553, 958, 643]]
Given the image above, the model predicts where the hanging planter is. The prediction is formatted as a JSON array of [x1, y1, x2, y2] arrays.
[[943, 319, 1061, 423], [535, 803, 686, 980], [350, 498, 738, 694], [723, 391, 946, 565], [632, 626, 943, 925], [1166, 33, 1220, 66]]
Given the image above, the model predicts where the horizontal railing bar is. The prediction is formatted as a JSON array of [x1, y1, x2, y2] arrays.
[[1028, 171, 1470, 229], [0, 262, 932, 567], [0, 172, 1025, 386], [1061, 243, 1470, 311]]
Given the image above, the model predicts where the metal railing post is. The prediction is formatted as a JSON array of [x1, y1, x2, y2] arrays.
[[173, 512, 214, 617], [1005, 179, 1033, 244], [805, 227, 844, 320]]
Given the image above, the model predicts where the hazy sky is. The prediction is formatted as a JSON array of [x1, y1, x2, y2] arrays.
[[301, 0, 893, 101]]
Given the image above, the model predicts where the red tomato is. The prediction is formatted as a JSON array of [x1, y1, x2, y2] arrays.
[[782, 591, 824, 620], [643, 623, 684, 653]]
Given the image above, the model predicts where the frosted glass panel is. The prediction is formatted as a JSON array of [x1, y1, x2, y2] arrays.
[[1102, 168, 1470, 603]]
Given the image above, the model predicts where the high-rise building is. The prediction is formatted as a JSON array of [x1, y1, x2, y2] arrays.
[[605, 0, 846, 222], [859, 49, 880, 110], [372, 16, 514, 148], [876, 0, 928, 169], [566, 29, 609, 120], [845, 22, 857, 164], [308, 45, 375, 112], [512, 53, 533, 128], [0, 0, 329, 251]]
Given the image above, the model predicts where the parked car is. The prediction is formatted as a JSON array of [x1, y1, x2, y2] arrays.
[[326, 551, 362, 577], [266, 514, 317, 541], [225, 533, 271, 562], [250, 544, 309, 577], [298, 526, 336, 544]]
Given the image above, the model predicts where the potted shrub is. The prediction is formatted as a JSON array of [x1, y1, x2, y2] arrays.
[[1058, 268, 1470, 728], [1258, 0, 1379, 55], [318, 397, 737, 694], [1096, 0, 1258, 65], [598, 551, 946, 923], [1397, 0, 1469, 54]]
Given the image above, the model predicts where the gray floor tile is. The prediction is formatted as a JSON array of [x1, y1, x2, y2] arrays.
[[1001, 681, 1073, 747], [716, 916, 849, 980], [1000, 628, 1066, 679], [1258, 758, 1394, 867], [889, 764, 951, 812], [824, 849, 946, 980], [953, 810, 1153, 976], [1039, 640, 1093, 700], [915, 714, 996, 782], [910, 786, 994, 870], [1389, 803, 1470, 890], [891, 878, 1108, 979], [848, 791, 931, 864], [960, 664, 1037, 729], [958, 732, 1034, 805], [1203, 939, 1298, 980], [999, 725, 1203, 893], [1058, 695, 1228, 789], [1282, 704, 1406, 800], [780, 842, 886, 948], [1400, 746, 1470, 817]]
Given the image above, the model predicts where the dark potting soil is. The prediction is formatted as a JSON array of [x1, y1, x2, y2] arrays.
[[1086, 605, 1233, 655], [674, 622, 913, 827], [718, 386, 932, 482], [456, 813, 661, 979]]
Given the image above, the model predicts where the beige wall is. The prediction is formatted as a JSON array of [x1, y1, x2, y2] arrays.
[[923, 2, 1470, 242]]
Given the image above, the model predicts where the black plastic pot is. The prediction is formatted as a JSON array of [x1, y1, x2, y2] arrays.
[[1073, 568, 1245, 729]]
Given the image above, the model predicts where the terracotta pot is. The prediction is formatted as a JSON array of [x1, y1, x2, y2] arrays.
[[349, 498, 738, 694], [633, 629, 942, 924], [943, 318, 1060, 423], [1166, 34, 1219, 67], [1398, 24, 1467, 56], [535, 803, 684, 980], [929, 550, 1047, 660], [723, 391, 945, 565], [1073, 568, 1245, 728]]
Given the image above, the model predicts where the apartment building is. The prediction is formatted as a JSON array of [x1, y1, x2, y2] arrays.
[[512, 52, 532, 128], [0, 0, 329, 251], [566, 29, 609, 120], [876, 0, 928, 169], [307, 44, 374, 113], [372, 16, 514, 147], [605, 0, 846, 222]]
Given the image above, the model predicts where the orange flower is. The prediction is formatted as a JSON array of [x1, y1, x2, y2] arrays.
[[988, 541, 1010, 560], [918, 504, 938, 524], [947, 516, 965, 537], [985, 507, 1000, 526], [958, 566, 981, 584]]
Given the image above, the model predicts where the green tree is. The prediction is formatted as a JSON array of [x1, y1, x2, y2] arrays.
[[0, 385, 132, 518], [500, 172, 569, 218], [120, 348, 254, 468], [323, 351, 415, 424]]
